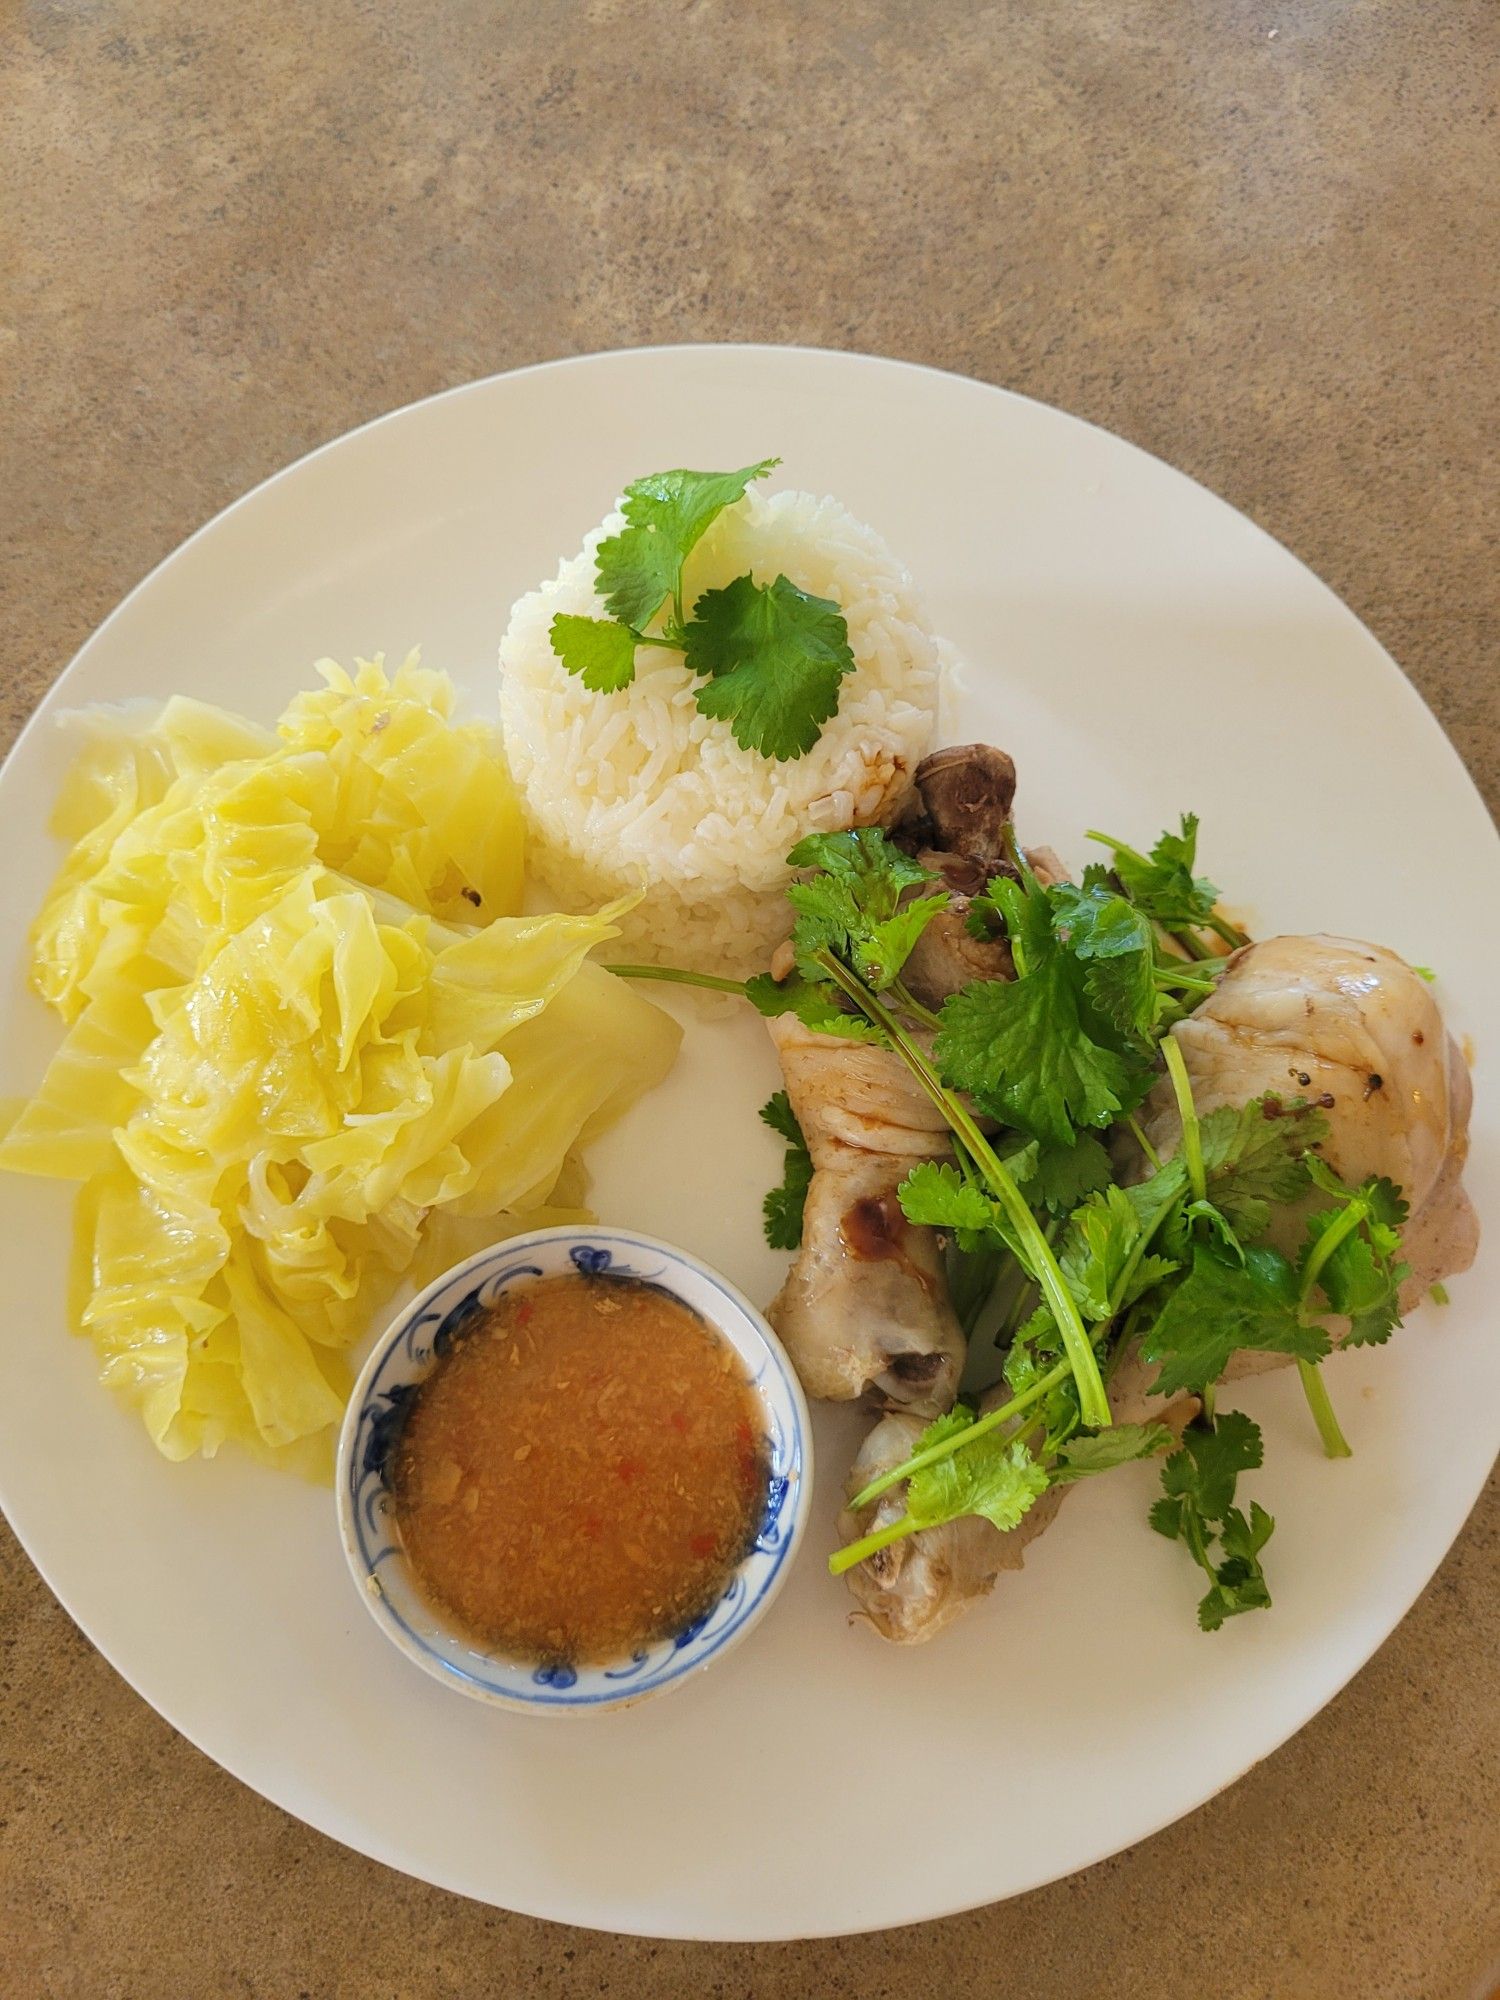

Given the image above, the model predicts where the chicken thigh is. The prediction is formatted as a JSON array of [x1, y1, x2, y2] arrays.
[[1140, 933, 1478, 1360]]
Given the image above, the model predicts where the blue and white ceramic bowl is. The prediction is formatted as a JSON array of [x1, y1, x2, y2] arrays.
[[336, 1226, 813, 1713]]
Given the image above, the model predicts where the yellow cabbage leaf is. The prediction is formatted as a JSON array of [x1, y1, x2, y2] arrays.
[[1, 658, 680, 1472]]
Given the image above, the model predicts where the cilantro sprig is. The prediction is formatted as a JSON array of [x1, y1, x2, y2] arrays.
[[548, 459, 860, 760], [1149, 1412, 1274, 1629], [944, 863, 1225, 1147], [830, 1401, 1173, 1576], [1085, 814, 1249, 957], [760, 1091, 813, 1252]]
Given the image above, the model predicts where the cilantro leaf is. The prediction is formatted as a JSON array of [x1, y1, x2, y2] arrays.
[[1149, 1413, 1275, 1629], [762, 1158, 811, 1251], [1056, 1184, 1180, 1321], [1004, 1300, 1068, 1391], [1095, 814, 1222, 929], [897, 1161, 1027, 1261], [936, 870, 1156, 1145], [1156, 1408, 1263, 1519], [1197, 1503, 1275, 1629], [592, 528, 683, 632], [936, 970, 1147, 1149], [849, 899, 946, 990], [1146, 1094, 1329, 1260], [897, 1161, 997, 1237], [909, 1406, 979, 1460], [1049, 880, 1158, 1043], [787, 830, 933, 891], [597, 459, 779, 627], [743, 969, 883, 1043], [1050, 1421, 1175, 1483], [1000, 1131, 1115, 1216], [783, 831, 942, 990], [1298, 1162, 1410, 1347], [1141, 1242, 1329, 1396], [1303, 1154, 1407, 1228], [685, 573, 857, 761], [1303, 1211, 1406, 1346], [1196, 1098, 1329, 1242], [906, 1428, 1049, 1536], [548, 614, 640, 693], [759, 1091, 812, 1251], [758, 1088, 803, 1148], [619, 459, 779, 546]]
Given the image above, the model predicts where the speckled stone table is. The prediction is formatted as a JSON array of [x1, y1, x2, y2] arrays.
[[3, 3, 1497, 1994]]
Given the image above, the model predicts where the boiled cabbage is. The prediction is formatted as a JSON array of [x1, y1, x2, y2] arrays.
[[1, 656, 679, 1471]]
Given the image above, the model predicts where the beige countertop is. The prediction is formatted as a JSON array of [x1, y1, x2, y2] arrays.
[[3, 2, 1497, 1994]]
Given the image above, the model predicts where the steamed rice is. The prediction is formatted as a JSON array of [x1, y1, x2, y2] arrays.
[[498, 486, 947, 975]]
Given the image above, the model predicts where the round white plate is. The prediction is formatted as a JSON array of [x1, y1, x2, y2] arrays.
[[0, 347, 1494, 1940]]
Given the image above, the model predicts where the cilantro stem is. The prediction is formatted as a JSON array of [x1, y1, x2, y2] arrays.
[[994, 1263, 1035, 1346], [1085, 830, 1149, 870], [1293, 1199, 1370, 1456], [1182, 1492, 1220, 1587], [631, 632, 686, 652], [1169, 927, 1213, 962], [828, 1513, 917, 1576], [603, 962, 749, 995], [1206, 912, 1250, 951], [889, 980, 943, 1031], [847, 1359, 1074, 1512], [1153, 966, 1219, 995], [1297, 1359, 1352, 1458], [1161, 1037, 1206, 1204], [1105, 1301, 1145, 1384], [1296, 1198, 1369, 1314], [1429, 1281, 1449, 1305], [1126, 1112, 1161, 1170], [814, 949, 1112, 1431]]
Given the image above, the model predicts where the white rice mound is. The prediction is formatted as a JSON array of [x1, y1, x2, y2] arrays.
[[498, 487, 947, 975]]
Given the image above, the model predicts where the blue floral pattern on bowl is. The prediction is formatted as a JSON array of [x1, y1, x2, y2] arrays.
[[336, 1226, 812, 1713]]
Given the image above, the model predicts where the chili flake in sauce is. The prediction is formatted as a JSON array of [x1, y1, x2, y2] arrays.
[[389, 1273, 770, 1667]]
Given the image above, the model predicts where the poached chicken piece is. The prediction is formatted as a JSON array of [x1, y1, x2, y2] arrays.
[[838, 1348, 1197, 1642], [764, 1013, 966, 1413], [839, 1407, 1065, 1644], [765, 746, 1060, 1416], [1141, 934, 1478, 1359]]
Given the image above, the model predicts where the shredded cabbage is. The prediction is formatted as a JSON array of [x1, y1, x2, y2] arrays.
[[2, 655, 680, 1471]]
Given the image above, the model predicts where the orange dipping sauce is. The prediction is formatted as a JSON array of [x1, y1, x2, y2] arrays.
[[389, 1273, 769, 1667]]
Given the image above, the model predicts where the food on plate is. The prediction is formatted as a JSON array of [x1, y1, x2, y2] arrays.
[[0, 658, 680, 1471], [1136, 932, 1478, 1322], [760, 747, 1071, 1415], [683, 750, 1477, 1640], [0, 447, 1480, 1659], [760, 1015, 964, 1414], [388, 1270, 769, 1666], [499, 459, 946, 975], [836, 1402, 1067, 1644]]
